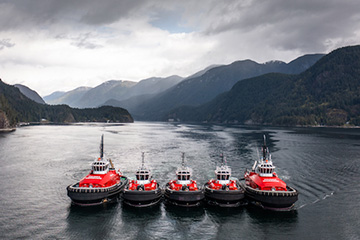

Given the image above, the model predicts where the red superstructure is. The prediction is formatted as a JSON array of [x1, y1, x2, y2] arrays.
[[244, 161, 287, 191], [127, 179, 158, 191], [168, 179, 199, 191], [78, 157, 121, 188], [207, 179, 239, 190]]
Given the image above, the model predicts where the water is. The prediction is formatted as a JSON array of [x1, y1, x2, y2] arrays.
[[0, 122, 359, 239]]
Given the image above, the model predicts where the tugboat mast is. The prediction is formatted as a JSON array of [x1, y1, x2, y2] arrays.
[[262, 135, 268, 161], [141, 152, 145, 168], [181, 152, 186, 168], [220, 153, 225, 166], [100, 134, 104, 159]]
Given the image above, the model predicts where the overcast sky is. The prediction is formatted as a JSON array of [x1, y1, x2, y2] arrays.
[[1, 0, 359, 96]]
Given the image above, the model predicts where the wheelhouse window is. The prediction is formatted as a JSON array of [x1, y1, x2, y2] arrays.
[[177, 171, 190, 181], [92, 162, 109, 172]]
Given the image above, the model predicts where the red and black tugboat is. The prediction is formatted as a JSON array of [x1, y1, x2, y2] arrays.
[[204, 154, 245, 207], [164, 153, 204, 207], [122, 152, 163, 207], [67, 135, 128, 206], [243, 136, 298, 210]]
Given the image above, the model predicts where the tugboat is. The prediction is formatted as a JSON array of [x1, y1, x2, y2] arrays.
[[204, 154, 245, 207], [243, 136, 298, 210], [164, 153, 204, 207], [67, 135, 128, 206], [122, 152, 163, 207]]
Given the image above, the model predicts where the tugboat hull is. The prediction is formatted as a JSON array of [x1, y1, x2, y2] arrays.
[[244, 184, 298, 209], [122, 187, 163, 207], [164, 184, 204, 207], [67, 177, 128, 206], [204, 184, 245, 207]]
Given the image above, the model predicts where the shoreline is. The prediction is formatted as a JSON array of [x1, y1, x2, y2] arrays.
[[9, 121, 360, 129], [0, 128, 16, 133]]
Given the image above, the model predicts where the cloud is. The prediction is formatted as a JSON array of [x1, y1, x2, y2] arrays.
[[0, 0, 360, 96], [198, 0, 360, 53], [56, 32, 103, 49], [0, 39, 15, 50]]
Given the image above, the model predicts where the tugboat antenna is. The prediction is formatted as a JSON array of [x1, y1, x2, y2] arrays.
[[220, 153, 226, 166], [100, 134, 104, 159], [181, 152, 185, 167], [262, 135, 267, 160], [141, 152, 145, 168]]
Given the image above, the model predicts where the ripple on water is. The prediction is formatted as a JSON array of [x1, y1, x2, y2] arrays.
[[1, 124, 360, 239]]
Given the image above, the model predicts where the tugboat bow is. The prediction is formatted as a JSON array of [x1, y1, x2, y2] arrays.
[[164, 153, 204, 206], [122, 152, 163, 207], [243, 135, 298, 210], [67, 135, 128, 206], [204, 154, 245, 207]]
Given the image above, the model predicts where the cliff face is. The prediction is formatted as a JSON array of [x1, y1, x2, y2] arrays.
[[0, 111, 10, 129]]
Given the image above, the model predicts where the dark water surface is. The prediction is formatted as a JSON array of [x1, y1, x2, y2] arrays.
[[0, 122, 359, 239]]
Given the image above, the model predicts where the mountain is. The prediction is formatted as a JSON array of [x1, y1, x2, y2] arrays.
[[0, 79, 133, 128], [168, 45, 360, 126], [43, 91, 66, 102], [101, 93, 158, 120], [184, 65, 223, 79], [285, 54, 326, 74], [130, 54, 324, 120], [44, 75, 183, 108], [14, 84, 46, 104], [101, 67, 222, 112], [71, 80, 136, 108], [44, 86, 91, 106], [124, 75, 183, 98]]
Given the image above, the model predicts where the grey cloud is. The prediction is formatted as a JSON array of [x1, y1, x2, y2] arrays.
[[0, 0, 148, 31], [201, 0, 360, 52], [56, 33, 102, 49], [0, 0, 359, 56], [0, 38, 15, 50], [79, 0, 147, 25], [71, 33, 102, 49]]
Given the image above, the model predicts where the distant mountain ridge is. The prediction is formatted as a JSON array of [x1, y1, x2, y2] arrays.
[[44, 86, 91, 106], [44, 75, 183, 108], [168, 45, 360, 126], [41, 53, 325, 123], [128, 53, 324, 120], [43, 91, 66, 103], [14, 84, 45, 104]]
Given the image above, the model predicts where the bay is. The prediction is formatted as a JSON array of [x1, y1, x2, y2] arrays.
[[0, 122, 359, 239]]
